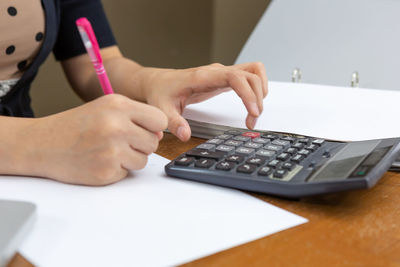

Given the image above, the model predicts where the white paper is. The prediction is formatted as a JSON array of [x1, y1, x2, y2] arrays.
[[0, 154, 306, 267], [183, 81, 400, 141]]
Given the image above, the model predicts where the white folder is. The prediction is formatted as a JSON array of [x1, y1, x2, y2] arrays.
[[236, 0, 400, 91]]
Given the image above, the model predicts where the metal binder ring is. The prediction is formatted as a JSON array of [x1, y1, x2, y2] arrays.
[[291, 68, 302, 83], [351, 71, 359, 87]]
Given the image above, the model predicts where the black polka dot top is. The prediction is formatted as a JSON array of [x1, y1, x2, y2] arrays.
[[0, 0, 45, 81]]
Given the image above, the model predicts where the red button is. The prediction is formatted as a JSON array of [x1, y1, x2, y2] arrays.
[[242, 132, 260, 139]]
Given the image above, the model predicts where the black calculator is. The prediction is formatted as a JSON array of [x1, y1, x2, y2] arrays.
[[165, 130, 400, 198]]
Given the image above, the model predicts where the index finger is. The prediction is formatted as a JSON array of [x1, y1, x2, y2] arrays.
[[235, 62, 268, 97], [128, 101, 169, 133]]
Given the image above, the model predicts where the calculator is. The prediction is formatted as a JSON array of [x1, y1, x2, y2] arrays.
[[165, 130, 400, 198]]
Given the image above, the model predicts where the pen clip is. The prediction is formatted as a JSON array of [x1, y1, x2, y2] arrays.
[[76, 17, 102, 64]]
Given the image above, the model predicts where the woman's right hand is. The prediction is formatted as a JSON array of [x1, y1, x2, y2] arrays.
[[19, 94, 168, 185]]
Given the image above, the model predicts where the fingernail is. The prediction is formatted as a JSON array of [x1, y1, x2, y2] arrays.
[[249, 116, 258, 130], [249, 102, 260, 116], [177, 126, 185, 140]]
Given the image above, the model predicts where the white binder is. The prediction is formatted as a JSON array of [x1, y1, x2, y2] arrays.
[[236, 0, 400, 91]]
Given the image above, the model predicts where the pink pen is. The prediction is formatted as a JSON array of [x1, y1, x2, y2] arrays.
[[76, 17, 114, 95]]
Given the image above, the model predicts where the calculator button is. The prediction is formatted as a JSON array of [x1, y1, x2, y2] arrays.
[[272, 140, 291, 148], [281, 136, 296, 143], [291, 154, 305, 163], [233, 136, 251, 142], [174, 156, 194, 166], [246, 157, 265, 166], [277, 152, 290, 161], [216, 134, 233, 140], [226, 154, 244, 163], [285, 147, 298, 155], [273, 169, 288, 179], [253, 137, 270, 144], [225, 130, 242, 135], [258, 166, 272, 176], [255, 149, 276, 160], [298, 149, 311, 157], [305, 144, 319, 152], [312, 139, 326, 146], [298, 138, 310, 144], [267, 160, 281, 168], [351, 166, 370, 177], [308, 160, 317, 168], [292, 143, 304, 149], [236, 147, 255, 155], [262, 134, 279, 140], [282, 162, 295, 171], [264, 144, 283, 153], [186, 149, 225, 160], [244, 142, 263, 149], [237, 163, 257, 174], [216, 161, 236, 171], [196, 143, 216, 150], [206, 138, 224, 145], [242, 132, 261, 139], [224, 140, 243, 147], [195, 159, 216, 168], [323, 150, 331, 158], [216, 145, 235, 153]]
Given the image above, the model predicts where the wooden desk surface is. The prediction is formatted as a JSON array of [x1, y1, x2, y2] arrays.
[[10, 133, 400, 267]]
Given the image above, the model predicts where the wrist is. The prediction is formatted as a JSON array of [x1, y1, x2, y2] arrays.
[[131, 67, 160, 103], [136, 67, 175, 104], [0, 117, 43, 177]]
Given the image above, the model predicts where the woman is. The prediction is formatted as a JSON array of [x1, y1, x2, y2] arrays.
[[0, 0, 268, 185]]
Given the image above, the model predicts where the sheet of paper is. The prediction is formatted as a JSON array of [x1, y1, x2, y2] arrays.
[[183, 81, 400, 141], [0, 154, 306, 267]]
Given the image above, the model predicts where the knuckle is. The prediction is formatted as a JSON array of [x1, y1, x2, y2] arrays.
[[139, 135, 159, 155], [90, 164, 119, 186], [227, 69, 242, 80], [150, 105, 166, 119], [98, 116, 124, 137], [97, 145, 120, 164], [144, 106, 168, 130], [106, 94, 128, 109], [249, 73, 262, 85], [133, 154, 148, 170], [89, 148, 126, 185], [210, 63, 224, 68], [149, 135, 159, 153], [248, 73, 258, 80], [157, 112, 169, 130], [104, 145, 120, 158], [254, 61, 264, 69]]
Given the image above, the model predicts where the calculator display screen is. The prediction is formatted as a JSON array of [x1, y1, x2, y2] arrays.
[[361, 147, 391, 166], [309, 140, 386, 182]]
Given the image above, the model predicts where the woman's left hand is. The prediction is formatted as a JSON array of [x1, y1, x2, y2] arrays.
[[141, 62, 268, 142]]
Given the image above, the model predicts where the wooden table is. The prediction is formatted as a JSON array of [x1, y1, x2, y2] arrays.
[[9, 133, 400, 267]]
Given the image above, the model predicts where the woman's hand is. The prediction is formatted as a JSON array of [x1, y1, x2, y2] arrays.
[[62, 47, 267, 143], [19, 94, 167, 185], [141, 62, 268, 141]]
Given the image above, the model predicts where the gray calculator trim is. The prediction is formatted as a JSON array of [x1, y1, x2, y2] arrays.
[[165, 138, 400, 198]]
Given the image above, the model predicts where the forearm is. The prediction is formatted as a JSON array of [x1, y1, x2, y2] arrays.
[[0, 116, 42, 176], [63, 46, 158, 103]]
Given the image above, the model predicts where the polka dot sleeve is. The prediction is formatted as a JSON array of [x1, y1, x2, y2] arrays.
[[0, 0, 45, 80]]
